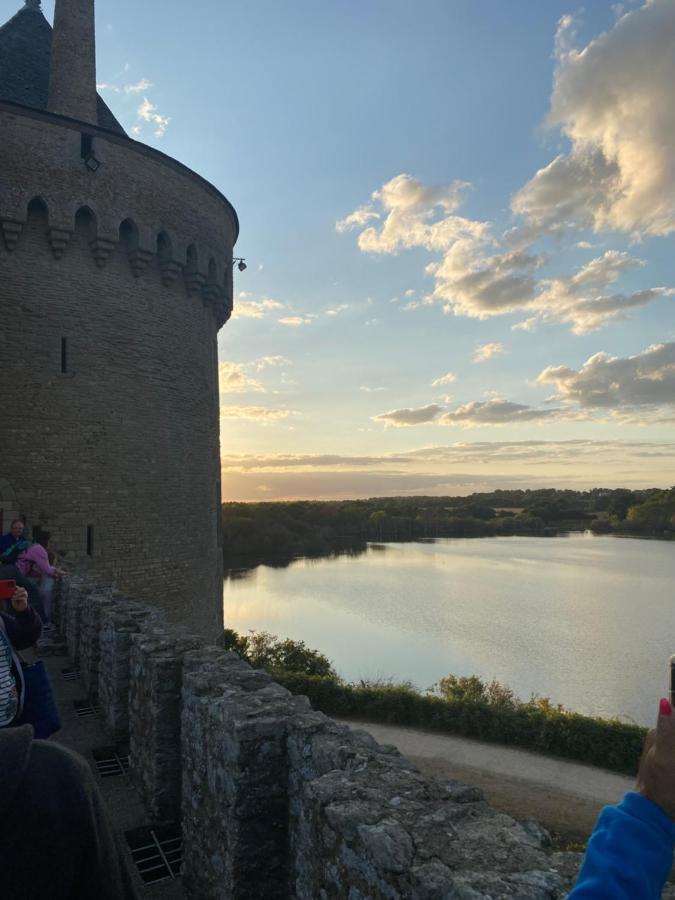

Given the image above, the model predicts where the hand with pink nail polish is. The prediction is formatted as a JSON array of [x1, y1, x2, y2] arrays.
[[636, 698, 675, 822]]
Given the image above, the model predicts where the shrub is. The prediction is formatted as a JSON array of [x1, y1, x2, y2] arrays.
[[222, 628, 336, 677], [223, 629, 646, 775]]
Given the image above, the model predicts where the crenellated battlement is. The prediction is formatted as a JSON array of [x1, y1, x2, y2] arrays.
[[51, 576, 577, 898], [0, 100, 239, 327]]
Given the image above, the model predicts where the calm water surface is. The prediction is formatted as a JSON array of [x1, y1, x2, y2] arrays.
[[223, 534, 675, 727]]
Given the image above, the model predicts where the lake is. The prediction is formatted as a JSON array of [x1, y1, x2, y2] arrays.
[[223, 533, 675, 727]]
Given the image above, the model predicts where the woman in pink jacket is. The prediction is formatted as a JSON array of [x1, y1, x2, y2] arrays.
[[16, 532, 66, 627]]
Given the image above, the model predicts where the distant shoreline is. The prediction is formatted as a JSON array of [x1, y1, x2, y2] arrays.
[[223, 528, 673, 576]]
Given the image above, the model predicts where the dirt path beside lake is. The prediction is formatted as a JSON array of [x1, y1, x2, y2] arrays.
[[341, 719, 634, 843]]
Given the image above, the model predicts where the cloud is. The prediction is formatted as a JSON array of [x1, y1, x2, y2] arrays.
[[325, 304, 349, 316], [234, 294, 285, 319], [335, 205, 380, 233], [339, 174, 487, 255], [278, 315, 314, 327], [372, 404, 444, 427], [438, 399, 561, 427], [431, 371, 457, 386], [360, 385, 387, 393], [218, 362, 263, 394], [473, 343, 505, 363], [252, 356, 291, 370], [137, 97, 171, 137], [219, 405, 296, 422], [538, 341, 675, 409], [220, 439, 675, 500], [342, 175, 674, 331], [96, 82, 120, 93], [124, 78, 153, 94], [514, 0, 675, 238]]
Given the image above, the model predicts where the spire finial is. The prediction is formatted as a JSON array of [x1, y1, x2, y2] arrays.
[[25, 0, 41, 8]]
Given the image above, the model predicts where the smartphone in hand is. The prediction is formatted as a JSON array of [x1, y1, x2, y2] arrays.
[[0, 579, 16, 601]]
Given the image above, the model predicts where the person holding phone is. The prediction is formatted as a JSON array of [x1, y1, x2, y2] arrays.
[[0, 584, 42, 650], [569, 697, 675, 898]]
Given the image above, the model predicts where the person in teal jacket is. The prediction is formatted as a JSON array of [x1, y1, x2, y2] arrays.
[[569, 697, 675, 898]]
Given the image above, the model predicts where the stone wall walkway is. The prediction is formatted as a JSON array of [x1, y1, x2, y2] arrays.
[[40, 638, 184, 898]]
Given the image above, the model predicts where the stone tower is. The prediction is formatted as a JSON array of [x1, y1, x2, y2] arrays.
[[0, 0, 238, 636]]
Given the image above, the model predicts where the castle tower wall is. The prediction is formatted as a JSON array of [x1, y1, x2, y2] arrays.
[[48, 0, 97, 124], [0, 101, 238, 636]]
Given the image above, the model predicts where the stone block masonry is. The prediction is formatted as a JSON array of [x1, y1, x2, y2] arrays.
[[0, 92, 239, 640], [55, 577, 581, 899], [99, 602, 162, 743], [128, 624, 204, 823]]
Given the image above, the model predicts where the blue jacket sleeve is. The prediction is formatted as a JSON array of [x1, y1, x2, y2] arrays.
[[569, 791, 675, 899]]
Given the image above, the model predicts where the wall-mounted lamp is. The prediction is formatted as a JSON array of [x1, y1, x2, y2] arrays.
[[232, 257, 247, 272]]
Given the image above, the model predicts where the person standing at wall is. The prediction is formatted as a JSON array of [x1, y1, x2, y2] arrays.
[[0, 519, 25, 556], [16, 531, 66, 627]]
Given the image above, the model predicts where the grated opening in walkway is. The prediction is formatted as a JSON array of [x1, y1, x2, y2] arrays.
[[125, 825, 183, 886]]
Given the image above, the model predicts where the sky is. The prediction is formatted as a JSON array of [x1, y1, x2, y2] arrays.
[[7, 0, 675, 500]]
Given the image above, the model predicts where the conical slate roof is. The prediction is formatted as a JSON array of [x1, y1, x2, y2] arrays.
[[0, 1, 126, 135]]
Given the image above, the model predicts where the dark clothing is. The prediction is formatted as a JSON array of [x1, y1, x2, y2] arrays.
[[0, 564, 46, 623], [0, 532, 19, 555], [0, 725, 139, 899], [0, 604, 42, 648]]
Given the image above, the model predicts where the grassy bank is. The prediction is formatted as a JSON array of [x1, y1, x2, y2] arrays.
[[223, 629, 647, 777]]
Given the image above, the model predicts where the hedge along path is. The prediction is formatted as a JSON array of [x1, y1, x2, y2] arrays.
[[273, 673, 648, 776]]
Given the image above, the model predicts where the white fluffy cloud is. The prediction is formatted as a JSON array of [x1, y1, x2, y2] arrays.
[[234, 293, 285, 319], [337, 5, 675, 333], [538, 342, 675, 408], [431, 371, 457, 386], [473, 343, 505, 363], [345, 174, 488, 255], [524, 251, 674, 334], [218, 357, 291, 394], [514, 1, 675, 237], [339, 175, 674, 331], [218, 362, 263, 394], [137, 97, 170, 137]]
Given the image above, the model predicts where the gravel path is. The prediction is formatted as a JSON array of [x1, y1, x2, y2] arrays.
[[342, 720, 634, 843]]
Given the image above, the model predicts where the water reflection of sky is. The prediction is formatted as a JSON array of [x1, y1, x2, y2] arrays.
[[223, 535, 675, 726]]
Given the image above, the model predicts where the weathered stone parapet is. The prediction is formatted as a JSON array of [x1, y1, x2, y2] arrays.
[[286, 713, 563, 899], [128, 624, 205, 823], [80, 587, 120, 699], [181, 651, 311, 900], [49, 577, 580, 897], [98, 601, 162, 743], [62, 576, 98, 666]]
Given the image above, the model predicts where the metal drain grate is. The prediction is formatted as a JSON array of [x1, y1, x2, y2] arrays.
[[73, 699, 100, 718], [61, 668, 81, 681], [92, 746, 129, 778], [125, 825, 182, 885]]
